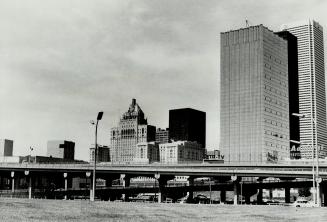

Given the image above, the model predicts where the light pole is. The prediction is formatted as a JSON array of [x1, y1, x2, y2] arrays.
[[292, 113, 319, 206], [90, 111, 103, 201]]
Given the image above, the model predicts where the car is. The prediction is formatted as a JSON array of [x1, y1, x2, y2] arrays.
[[292, 198, 315, 207], [193, 194, 210, 204]]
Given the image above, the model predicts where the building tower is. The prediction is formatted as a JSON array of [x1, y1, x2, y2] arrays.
[[275, 31, 301, 159], [220, 25, 290, 163], [169, 108, 206, 148], [0, 139, 13, 156], [281, 20, 327, 158], [47, 140, 75, 160], [110, 99, 156, 163]]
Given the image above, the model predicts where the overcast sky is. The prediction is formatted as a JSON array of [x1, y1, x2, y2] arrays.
[[1, 0, 327, 161]]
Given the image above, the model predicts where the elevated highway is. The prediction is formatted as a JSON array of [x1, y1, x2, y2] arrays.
[[0, 162, 326, 205]]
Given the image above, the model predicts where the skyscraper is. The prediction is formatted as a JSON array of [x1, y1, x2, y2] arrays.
[[0, 139, 13, 156], [169, 108, 206, 148], [110, 99, 156, 163], [275, 31, 300, 159], [220, 25, 290, 163], [281, 20, 327, 158]]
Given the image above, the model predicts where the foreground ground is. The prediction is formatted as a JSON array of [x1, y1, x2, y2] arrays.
[[0, 198, 327, 222]]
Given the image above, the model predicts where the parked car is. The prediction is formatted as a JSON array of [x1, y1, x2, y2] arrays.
[[292, 198, 315, 207], [193, 194, 210, 204]]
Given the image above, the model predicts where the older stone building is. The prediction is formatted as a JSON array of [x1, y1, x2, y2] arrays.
[[110, 99, 156, 163]]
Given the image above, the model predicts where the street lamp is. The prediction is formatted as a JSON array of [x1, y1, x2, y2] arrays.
[[292, 113, 320, 206], [90, 111, 103, 201]]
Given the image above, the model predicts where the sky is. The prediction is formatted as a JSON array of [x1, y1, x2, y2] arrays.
[[1, 0, 327, 161]]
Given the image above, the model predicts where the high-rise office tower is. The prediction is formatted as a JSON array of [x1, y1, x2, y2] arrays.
[[169, 108, 206, 148], [110, 99, 156, 163], [281, 20, 327, 158], [0, 139, 13, 156], [275, 31, 300, 159], [220, 25, 290, 163]]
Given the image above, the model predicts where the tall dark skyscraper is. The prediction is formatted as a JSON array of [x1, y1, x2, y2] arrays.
[[169, 108, 206, 148], [275, 31, 300, 158]]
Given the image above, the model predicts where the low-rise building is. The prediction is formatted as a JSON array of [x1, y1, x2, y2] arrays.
[[203, 150, 224, 164], [134, 142, 159, 164], [90, 145, 110, 163], [159, 141, 203, 164], [155, 128, 169, 144]]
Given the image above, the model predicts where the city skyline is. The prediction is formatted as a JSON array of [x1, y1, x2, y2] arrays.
[[1, 1, 327, 161]]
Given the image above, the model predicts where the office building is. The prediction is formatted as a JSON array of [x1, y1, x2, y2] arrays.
[[155, 128, 169, 144], [110, 99, 156, 163], [275, 31, 300, 159], [159, 141, 203, 164], [90, 145, 110, 163], [169, 108, 206, 148], [220, 25, 290, 163], [0, 139, 13, 156], [47, 140, 75, 160], [281, 20, 327, 158], [134, 142, 159, 164]]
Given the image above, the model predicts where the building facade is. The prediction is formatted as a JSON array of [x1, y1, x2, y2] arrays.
[[169, 108, 206, 148], [155, 128, 169, 144], [281, 20, 327, 158], [47, 140, 75, 160], [0, 139, 13, 156], [220, 25, 290, 163], [89, 145, 110, 163], [275, 31, 300, 159], [203, 150, 224, 164], [110, 99, 156, 163], [159, 141, 203, 164], [134, 142, 159, 164]]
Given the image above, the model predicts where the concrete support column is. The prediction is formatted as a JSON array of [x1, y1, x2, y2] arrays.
[[269, 189, 273, 200], [155, 174, 170, 203], [322, 182, 327, 207], [29, 177, 32, 199], [232, 175, 239, 205], [120, 174, 130, 201], [63, 173, 68, 200], [317, 179, 322, 207], [244, 194, 250, 205], [220, 190, 226, 203], [257, 178, 263, 204], [24, 170, 32, 199], [105, 178, 113, 187], [285, 187, 290, 203], [187, 176, 194, 201], [86, 172, 92, 200], [11, 171, 15, 196]]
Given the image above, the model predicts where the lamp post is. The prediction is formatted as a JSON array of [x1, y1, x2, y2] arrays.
[[90, 111, 103, 201], [292, 113, 319, 206]]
